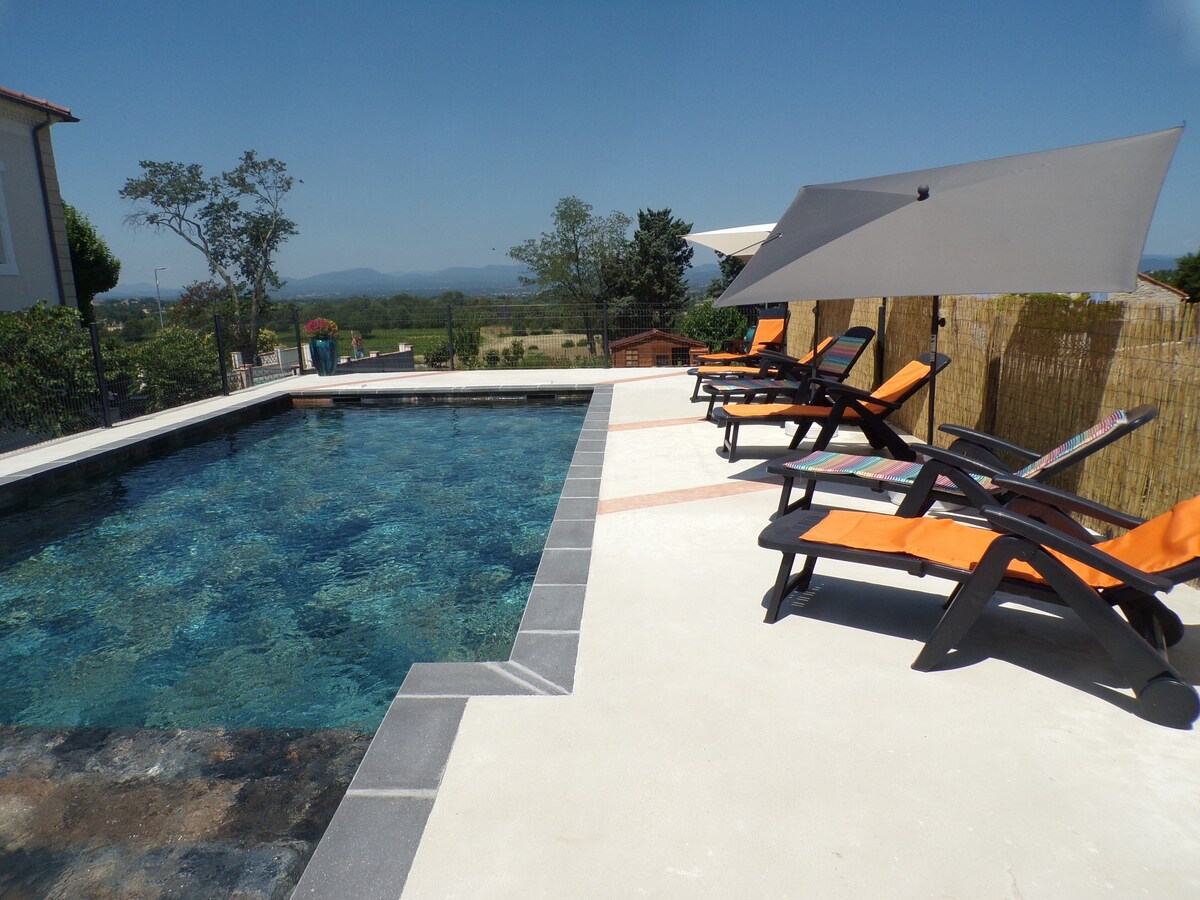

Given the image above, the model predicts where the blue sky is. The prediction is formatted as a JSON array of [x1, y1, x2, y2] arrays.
[[2, 0, 1198, 290]]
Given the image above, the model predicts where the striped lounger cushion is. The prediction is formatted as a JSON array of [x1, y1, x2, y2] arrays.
[[780, 409, 1130, 493]]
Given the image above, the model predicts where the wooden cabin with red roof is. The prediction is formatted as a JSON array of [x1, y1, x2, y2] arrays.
[[609, 329, 709, 368]]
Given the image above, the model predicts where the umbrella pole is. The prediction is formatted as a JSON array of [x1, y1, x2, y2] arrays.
[[927, 295, 943, 442]]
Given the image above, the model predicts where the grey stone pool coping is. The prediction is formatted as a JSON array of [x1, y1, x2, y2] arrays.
[[0, 379, 609, 897], [292, 384, 610, 898]]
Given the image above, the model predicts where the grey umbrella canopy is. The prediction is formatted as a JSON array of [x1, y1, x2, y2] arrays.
[[713, 127, 1182, 440], [715, 127, 1182, 307]]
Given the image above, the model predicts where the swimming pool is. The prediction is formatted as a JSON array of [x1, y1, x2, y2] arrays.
[[0, 401, 587, 732]]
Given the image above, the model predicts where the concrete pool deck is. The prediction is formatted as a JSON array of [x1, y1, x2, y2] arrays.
[[4, 367, 1199, 898]]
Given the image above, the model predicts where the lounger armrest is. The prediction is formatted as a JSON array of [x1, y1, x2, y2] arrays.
[[824, 382, 902, 412], [757, 350, 813, 378], [815, 379, 873, 399], [979, 506, 1172, 595], [989, 475, 1145, 530], [909, 443, 1011, 479], [936, 424, 1039, 462]]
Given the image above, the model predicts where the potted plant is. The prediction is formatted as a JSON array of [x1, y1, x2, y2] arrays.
[[304, 318, 340, 376]]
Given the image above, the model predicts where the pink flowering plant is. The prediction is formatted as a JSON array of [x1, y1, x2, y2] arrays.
[[304, 318, 339, 340]]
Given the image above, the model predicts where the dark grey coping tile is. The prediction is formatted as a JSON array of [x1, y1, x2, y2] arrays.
[[554, 497, 599, 520], [574, 439, 607, 453], [349, 697, 468, 792], [560, 477, 601, 499], [398, 662, 544, 696], [520, 585, 587, 631], [566, 463, 603, 479], [544, 518, 595, 549], [533, 547, 592, 585], [509, 632, 581, 693], [291, 793, 435, 899]]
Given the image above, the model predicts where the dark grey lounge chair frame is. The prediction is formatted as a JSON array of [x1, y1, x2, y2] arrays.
[[702, 327, 876, 421], [768, 404, 1159, 518], [711, 352, 950, 463], [758, 474, 1199, 727]]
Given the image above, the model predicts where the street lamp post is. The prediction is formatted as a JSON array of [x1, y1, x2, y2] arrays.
[[153, 267, 168, 329]]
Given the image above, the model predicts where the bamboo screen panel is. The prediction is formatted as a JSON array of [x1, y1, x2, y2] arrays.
[[788, 294, 1200, 521]]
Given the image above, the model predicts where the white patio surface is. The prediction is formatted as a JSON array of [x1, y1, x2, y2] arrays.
[[4, 367, 1197, 899]]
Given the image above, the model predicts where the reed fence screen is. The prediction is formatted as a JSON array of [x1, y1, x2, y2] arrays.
[[787, 294, 1200, 521]]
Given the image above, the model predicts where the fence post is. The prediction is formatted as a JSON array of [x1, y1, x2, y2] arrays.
[[600, 297, 611, 367], [875, 298, 887, 390], [88, 322, 113, 428], [293, 307, 307, 374], [446, 303, 455, 371], [214, 314, 230, 396]]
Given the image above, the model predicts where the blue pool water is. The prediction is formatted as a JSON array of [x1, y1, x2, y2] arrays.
[[0, 402, 586, 731]]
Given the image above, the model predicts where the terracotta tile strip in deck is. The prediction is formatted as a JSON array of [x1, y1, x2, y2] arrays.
[[598, 478, 779, 515], [609, 416, 707, 431], [597, 371, 689, 385]]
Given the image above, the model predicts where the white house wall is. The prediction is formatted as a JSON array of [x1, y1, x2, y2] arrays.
[[0, 102, 76, 313]]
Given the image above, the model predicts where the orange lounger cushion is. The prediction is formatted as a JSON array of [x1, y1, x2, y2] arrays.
[[722, 402, 862, 420], [799, 494, 1200, 590]]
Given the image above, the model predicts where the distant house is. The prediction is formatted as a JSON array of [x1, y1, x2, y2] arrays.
[[0, 86, 78, 313], [1105, 272, 1191, 304], [1099, 271, 1190, 307], [609, 329, 708, 368]]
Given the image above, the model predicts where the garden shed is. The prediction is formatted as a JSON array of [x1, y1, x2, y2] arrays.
[[609, 329, 709, 368]]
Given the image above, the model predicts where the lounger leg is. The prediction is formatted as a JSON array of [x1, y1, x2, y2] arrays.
[[912, 537, 1020, 671], [776, 476, 794, 517], [765, 553, 795, 622], [765, 553, 817, 623], [724, 422, 739, 462], [787, 420, 813, 450], [798, 479, 817, 511], [1030, 553, 1199, 726], [691, 376, 702, 401], [808, 418, 839, 453]]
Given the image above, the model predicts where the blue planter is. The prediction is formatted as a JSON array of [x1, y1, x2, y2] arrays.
[[309, 338, 339, 376]]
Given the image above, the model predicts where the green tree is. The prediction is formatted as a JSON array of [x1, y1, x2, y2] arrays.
[[509, 197, 631, 355], [621, 208, 693, 332], [64, 203, 121, 325], [679, 297, 748, 353], [1151, 249, 1200, 301], [704, 253, 747, 300], [120, 151, 297, 360]]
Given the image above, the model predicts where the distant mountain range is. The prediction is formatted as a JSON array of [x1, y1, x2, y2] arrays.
[[99, 263, 724, 301], [97, 256, 1179, 302]]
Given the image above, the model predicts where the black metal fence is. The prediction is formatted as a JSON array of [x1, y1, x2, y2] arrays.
[[3, 299, 730, 454]]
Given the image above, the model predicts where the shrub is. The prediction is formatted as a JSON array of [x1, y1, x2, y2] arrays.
[[561, 339, 575, 348], [0, 303, 135, 448], [137, 326, 222, 410]]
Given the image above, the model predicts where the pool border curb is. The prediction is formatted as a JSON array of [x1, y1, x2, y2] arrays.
[[291, 384, 612, 898]]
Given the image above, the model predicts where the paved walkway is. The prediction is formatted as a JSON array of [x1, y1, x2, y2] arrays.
[[5, 368, 1198, 899]]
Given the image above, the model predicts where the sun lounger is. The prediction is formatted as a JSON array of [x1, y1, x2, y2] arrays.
[[768, 405, 1158, 517], [701, 327, 875, 420], [711, 352, 950, 462], [693, 308, 788, 365], [688, 336, 833, 402], [757, 474, 1200, 726]]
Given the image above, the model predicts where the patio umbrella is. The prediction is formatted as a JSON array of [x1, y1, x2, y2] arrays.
[[684, 223, 776, 259], [713, 126, 1183, 438]]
